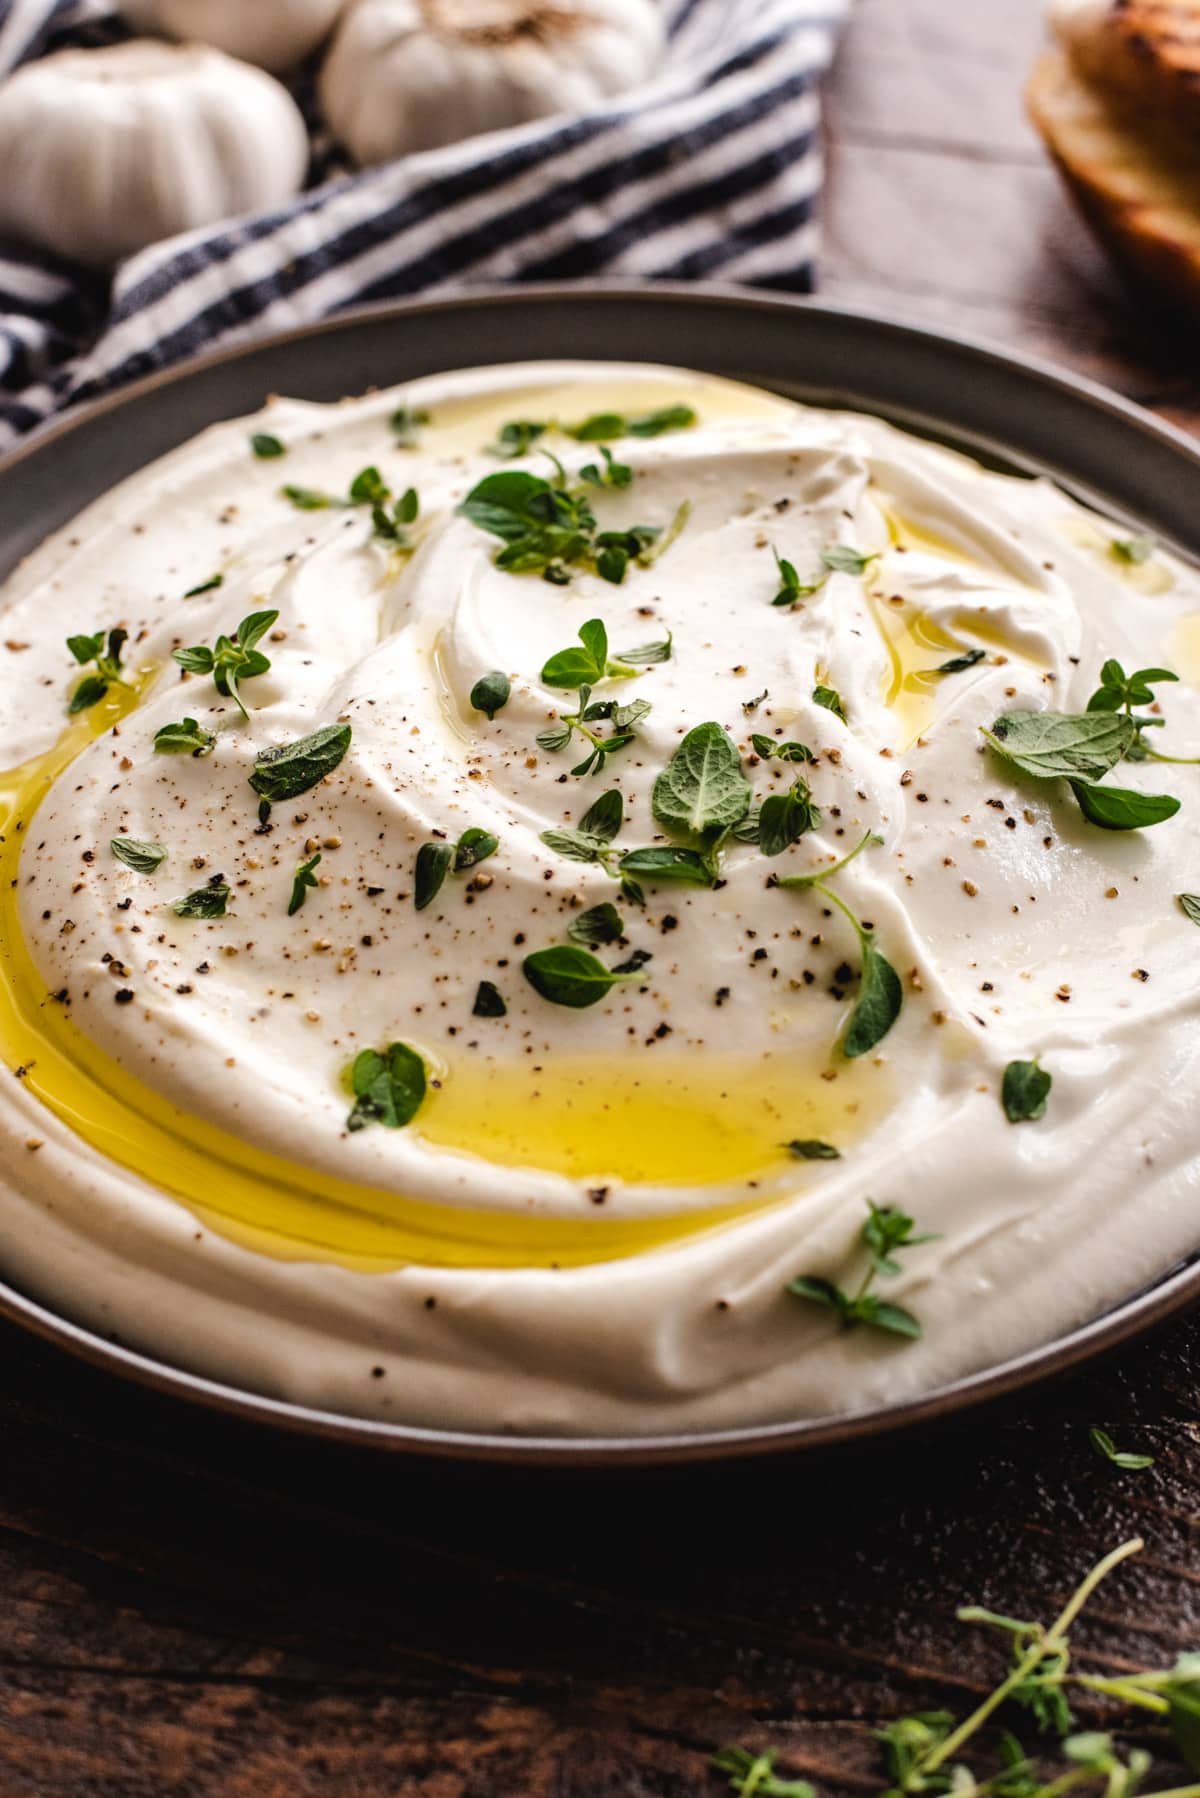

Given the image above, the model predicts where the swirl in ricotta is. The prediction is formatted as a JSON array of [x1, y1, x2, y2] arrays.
[[0, 360, 1197, 1438]]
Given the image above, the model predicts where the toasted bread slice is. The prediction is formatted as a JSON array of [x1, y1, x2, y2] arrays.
[[1027, 46, 1200, 318], [1052, 0, 1200, 140]]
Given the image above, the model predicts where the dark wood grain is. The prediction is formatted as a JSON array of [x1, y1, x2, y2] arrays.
[[6, 4, 1200, 1793]]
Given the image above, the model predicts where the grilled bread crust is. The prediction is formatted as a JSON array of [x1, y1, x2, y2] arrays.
[[1064, 1, 1200, 137], [1028, 28, 1200, 318]]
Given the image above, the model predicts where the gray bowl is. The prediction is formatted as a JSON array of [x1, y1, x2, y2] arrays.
[[1, 282, 1197, 1465]]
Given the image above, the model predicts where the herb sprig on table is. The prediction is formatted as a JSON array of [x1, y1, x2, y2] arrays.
[[65, 627, 128, 714], [716, 1538, 1200, 1798]]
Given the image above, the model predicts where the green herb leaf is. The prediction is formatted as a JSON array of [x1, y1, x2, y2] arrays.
[[1110, 536, 1154, 565], [172, 878, 230, 919], [580, 445, 633, 489], [488, 420, 548, 458], [183, 573, 224, 598], [984, 710, 1135, 781], [618, 846, 716, 886], [821, 545, 878, 576], [460, 469, 561, 542], [1068, 780, 1180, 830], [615, 632, 672, 665], [1089, 1426, 1154, 1471], [251, 432, 285, 459], [68, 674, 112, 714], [757, 779, 822, 857], [1002, 1058, 1051, 1123], [281, 484, 337, 511], [110, 837, 166, 874], [753, 734, 814, 763], [812, 683, 847, 723], [65, 626, 127, 713], [346, 1042, 426, 1131], [785, 1140, 840, 1160], [248, 723, 352, 810], [415, 841, 455, 911], [453, 827, 498, 870], [626, 403, 697, 437], [541, 620, 606, 688], [568, 902, 625, 946], [935, 647, 986, 675], [651, 722, 752, 838], [153, 717, 215, 757], [845, 935, 902, 1058], [523, 944, 638, 1008], [469, 670, 511, 720], [67, 632, 104, 665], [472, 980, 507, 1018], [1178, 894, 1200, 926], [288, 852, 321, 916]]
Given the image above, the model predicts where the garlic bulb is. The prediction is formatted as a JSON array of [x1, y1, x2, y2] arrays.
[[0, 42, 310, 270], [320, 0, 665, 167], [118, 0, 346, 74]]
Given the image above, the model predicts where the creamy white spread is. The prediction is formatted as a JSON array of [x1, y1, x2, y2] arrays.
[[0, 359, 1197, 1439]]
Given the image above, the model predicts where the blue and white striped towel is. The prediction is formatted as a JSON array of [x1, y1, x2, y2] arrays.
[[0, 0, 847, 450]]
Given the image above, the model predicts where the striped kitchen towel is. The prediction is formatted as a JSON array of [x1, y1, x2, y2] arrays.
[[0, 0, 847, 450]]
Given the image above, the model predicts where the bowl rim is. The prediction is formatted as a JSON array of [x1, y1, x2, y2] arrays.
[[2, 277, 1198, 1466]]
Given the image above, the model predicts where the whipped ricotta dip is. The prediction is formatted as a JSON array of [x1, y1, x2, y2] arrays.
[[0, 358, 1198, 1440]]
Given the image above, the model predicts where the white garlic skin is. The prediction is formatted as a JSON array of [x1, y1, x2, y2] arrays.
[[118, 0, 346, 73], [320, 0, 666, 167], [0, 41, 310, 269]]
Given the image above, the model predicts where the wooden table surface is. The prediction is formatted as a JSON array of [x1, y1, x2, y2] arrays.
[[7, 3, 1200, 1793]]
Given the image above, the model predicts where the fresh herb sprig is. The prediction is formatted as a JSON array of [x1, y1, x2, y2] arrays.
[[66, 627, 128, 714], [540, 790, 644, 903], [789, 1200, 933, 1339], [459, 458, 687, 586], [415, 826, 499, 911], [713, 1747, 814, 1797], [775, 831, 901, 1056], [1087, 660, 1200, 767], [984, 710, 1180, 832], [281, 464, 420, 544], [771, 543, 879, 609], [537, 620, 651, 776], [719, 1538, 1200, 1798], [174, 610, 277, 720], [288, 852, 321, 916], [1089, 1427, 1154, 1471], [489, 405, 696, 458], [613, 722, 754, 890]]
